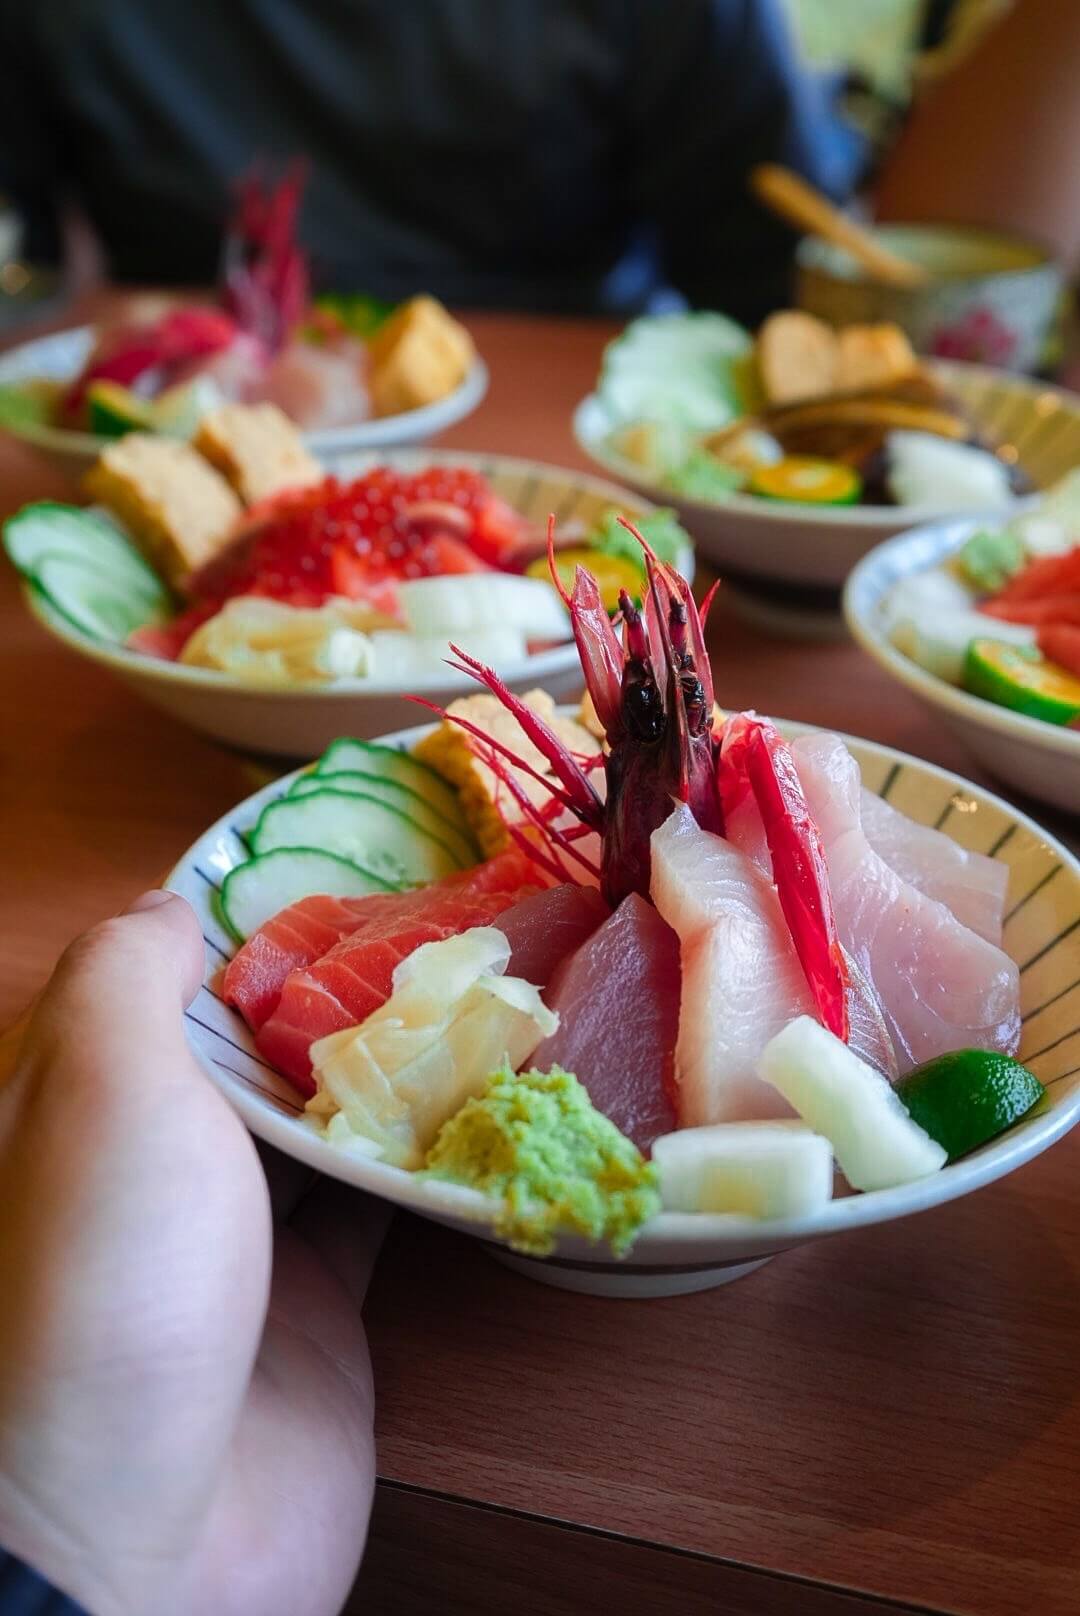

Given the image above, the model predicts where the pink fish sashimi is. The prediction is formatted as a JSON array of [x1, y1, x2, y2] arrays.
[[725, 740, 1009, 949], [254, 864, 539, 1096], [532, 893, 679, 1154], [792, 733, 1020, 1070], [721, 780, 896, 1080], [495, 884, 610, 986], [224, 849, 537, 1034], [856, 786, 1008, 946], [650, 803, 809, 1126], [248, 336, 372, 430]]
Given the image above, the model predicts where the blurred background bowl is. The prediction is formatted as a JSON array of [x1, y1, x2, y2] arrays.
[[19, 448, 680, 755], [844, 515, 1080, 815], [0, 324, 489, 477], [575, 360, 1080, 599], [797, 223, 1064, 374]]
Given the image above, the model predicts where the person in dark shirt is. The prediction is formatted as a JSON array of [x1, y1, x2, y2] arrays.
[[0, 0, 865, 323]]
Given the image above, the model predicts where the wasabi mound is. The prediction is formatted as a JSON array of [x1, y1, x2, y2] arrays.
[[422, 1064, 660, 1257]]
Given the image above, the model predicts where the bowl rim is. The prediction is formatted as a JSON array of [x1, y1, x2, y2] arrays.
[[573, 356, 1073, 529], [167, 713, 1080, 1260], [843, 516, 1080, 762], [0, 322, 489, 456], [19, 446, 670, 699]]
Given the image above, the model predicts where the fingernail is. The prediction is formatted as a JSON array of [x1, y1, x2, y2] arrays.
[[124, 889, 175, 915]]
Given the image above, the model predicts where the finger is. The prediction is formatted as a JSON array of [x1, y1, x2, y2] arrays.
[[121, 888, 206, 1005], [169, 1227, 376, 1616], [290, 1181, 392, 1309], [9, 892, 206, 1111]]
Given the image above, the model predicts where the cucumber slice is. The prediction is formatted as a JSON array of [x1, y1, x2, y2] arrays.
[[291, 771, 478, 867], [3, 503, 169, 606], [221, 847, 398, 941], [251, 788, 461, 886], [315, 738, 467, 831], [30, 553, 163, 643], [758, 1016, 947, 1192]]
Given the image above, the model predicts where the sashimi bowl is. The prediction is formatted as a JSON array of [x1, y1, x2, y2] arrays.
[[844, 516, 1080, 816], [9, 449, 688, 755], [0, 323, 490, 474], [168, 716, 1080, 1298], [575, 359, 1080, 598]]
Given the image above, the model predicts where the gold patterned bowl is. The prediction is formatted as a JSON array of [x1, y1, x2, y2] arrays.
[[575, 361, 1080, 592], [20, 449, 675, 756], [169, 717, 1080, 1299]]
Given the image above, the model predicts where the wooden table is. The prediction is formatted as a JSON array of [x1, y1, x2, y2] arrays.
[[2, 307, 1079, 1616]]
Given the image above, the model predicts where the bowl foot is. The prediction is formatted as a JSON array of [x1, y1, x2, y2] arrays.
[[485, 1248, 774, 1298]]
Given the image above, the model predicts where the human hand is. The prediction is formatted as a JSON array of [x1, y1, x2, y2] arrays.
[[0, 891, 385, 1616]]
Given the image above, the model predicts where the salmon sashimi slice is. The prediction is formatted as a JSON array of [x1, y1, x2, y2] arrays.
[[495, 884, 610, 986], [792, 733, 1020, 1070], [255, 861, 539, 1094], [532, 893, 679, 1154], [650, 804, 811, 1126], [224, 848, 536, 1033]]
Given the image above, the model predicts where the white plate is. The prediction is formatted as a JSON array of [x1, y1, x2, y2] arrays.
[[168, 717, 1080, 1298], [574, 360, 1080, 590], [20, 448, 682, 755], [0, 323, 489, 470], [844, 517, 1080, 816]]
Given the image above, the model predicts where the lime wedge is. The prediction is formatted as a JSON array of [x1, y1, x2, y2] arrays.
[[965, 639, 1080, 725], [895, 1049, 1045, 1162]]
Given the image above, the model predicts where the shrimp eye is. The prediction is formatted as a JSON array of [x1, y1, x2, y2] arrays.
[[625, 679, 665, 742]]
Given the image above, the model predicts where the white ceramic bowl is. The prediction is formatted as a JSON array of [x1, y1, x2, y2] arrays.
[[844, 517, 1080, 816], [19, 449, 677, 755], [575, 360, 1080, 592], [0, 324, 489, 473], [169, 716, 1080, 1298]]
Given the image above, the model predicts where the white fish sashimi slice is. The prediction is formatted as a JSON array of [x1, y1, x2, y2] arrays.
[[792, 733, 1020, 1070], [651, 804, 810, 1125], [719, 751, 897, 1080], [729, 730, 1010, 944], [858, 787, 1008, 946], [842, 946, 898, 1082]]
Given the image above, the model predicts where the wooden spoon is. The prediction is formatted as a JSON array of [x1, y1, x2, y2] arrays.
[[751, 164, 930, 289]]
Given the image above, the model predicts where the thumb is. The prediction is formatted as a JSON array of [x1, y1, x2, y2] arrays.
[[5, 891, 206, 1111]]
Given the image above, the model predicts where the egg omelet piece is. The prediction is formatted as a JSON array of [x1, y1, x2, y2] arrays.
[[413, 688, 598, 858]]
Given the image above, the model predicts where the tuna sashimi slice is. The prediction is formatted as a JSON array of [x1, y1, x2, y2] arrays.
[[255, 859, 538, 1094], [494, 884, 610, 986], [650, 804, 809, 1126], [856, 784, 1008, 946], [224, 848, 535, 1032], [792, 733, 1020, 1070], [531, 893, 679, 1154]]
